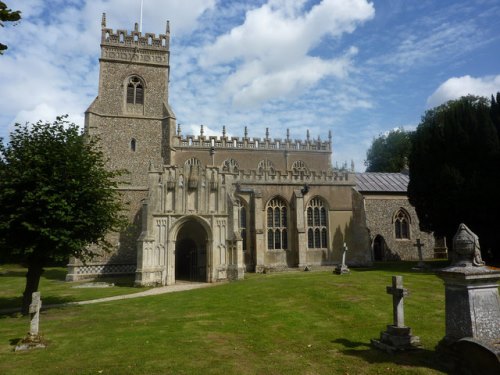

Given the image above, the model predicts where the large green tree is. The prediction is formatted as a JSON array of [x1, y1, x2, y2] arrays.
[[408, 95, 500, 261], [365, 128, 413, 172], [0, 1, 21, 54], [0, 116, 127, 313]]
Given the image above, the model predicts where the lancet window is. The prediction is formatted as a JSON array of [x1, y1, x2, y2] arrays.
[[266, 197, 288, 250], [307, 197, 328, 249]]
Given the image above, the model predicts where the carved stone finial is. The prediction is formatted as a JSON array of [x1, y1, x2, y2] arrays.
[[134, 22, 139, 32], [177, 123, 181, 136], [307, 129, 310, 141], [266, 127, 269, 139], [166, 20, 170, 34], [244, 126, 248, 138], [351, 159, 355, 172], [101, 13, 107, 28], [452, 223, 485, 267], [222, 125, 226, 137], [286, 128, 290, 141], [328, 129, 332, 141], [200, 124, 204, 137]]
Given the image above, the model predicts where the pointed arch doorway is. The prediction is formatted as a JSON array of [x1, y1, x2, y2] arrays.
[[373, 235, 387, 261], [175, 219, 207, 282]]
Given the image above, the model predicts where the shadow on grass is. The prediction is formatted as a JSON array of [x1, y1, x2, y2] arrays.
[[353, 261, 451, 274], [332, 338, 448, 373], [0, 295, 81, 318]]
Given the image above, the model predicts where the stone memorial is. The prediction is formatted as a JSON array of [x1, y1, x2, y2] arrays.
[[436, 223, 500, 373], [411, 238, 427, 270], [334, 242, 350, 275], [371, 275, 421, 353], [15, 292, 47, 351]]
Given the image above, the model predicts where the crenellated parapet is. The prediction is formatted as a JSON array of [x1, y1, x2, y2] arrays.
[[100, 13, 170, 65], [173, 125, 332, 153]]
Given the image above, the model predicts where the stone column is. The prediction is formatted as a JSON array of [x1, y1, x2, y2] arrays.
[[253, 191, 265, 272], [294, 190, 307, 268]]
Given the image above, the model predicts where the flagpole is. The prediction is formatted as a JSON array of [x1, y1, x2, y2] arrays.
[[139, 0, 144, 32]]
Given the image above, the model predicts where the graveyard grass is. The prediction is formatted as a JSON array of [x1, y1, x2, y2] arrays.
[[0, 262, 450, 374]]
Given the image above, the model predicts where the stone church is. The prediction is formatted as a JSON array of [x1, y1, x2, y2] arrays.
[[66, 16, 436, 284]]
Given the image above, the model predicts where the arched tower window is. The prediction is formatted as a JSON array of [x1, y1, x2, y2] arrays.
[[266, 197, 288, 250], [394, 209, 411, 239], [239, 202, 248, 251], [126, 76, 144, 105], [130, 138, 136, 152], [307, 197, 328, 249]]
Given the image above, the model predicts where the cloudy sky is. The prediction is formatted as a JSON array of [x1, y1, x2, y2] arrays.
[[1, 0, 499, 171]]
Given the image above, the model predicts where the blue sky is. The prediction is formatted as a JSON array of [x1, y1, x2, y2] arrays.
[[1, 0, 499, 171]]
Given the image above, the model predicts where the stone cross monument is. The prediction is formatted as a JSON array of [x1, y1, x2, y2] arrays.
[[15, 292, 46, 351], [386, 276, 408, 328], [371, 275, 420, 352], [413, 239, 425, 269], [334, 242, 350, 275]]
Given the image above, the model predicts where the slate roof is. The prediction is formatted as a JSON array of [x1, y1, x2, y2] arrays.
[[356, 172, 409, 193]]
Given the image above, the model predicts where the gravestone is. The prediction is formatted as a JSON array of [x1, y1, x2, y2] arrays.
[[15, 292, 46, 351], [334, 242, 350, 275], [371, 275, 421, 353], [436, 224, 500, 373], [412, 239, 426, 270]]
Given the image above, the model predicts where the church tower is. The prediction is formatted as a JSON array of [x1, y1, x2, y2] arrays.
[[67, 14, 177, 280]]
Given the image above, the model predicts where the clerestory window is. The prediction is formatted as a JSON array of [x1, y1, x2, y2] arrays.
[[126, 76, 144, 105], [267, 197, 288, 250]]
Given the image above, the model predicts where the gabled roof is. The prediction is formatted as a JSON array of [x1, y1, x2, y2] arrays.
[[356, 172, 409, 193]]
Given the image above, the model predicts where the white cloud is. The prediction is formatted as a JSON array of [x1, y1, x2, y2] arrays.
[[200, 0, 374, 107], [427, 75, 500, 107]]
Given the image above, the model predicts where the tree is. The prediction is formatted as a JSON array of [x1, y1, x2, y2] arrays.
[[408, 95, 500, 261], [365, 128, 413, 172], [0, 1, 21, 54], [0, 116, 127, 313]]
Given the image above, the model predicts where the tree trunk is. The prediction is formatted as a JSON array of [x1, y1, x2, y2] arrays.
[[22, 264, 44, 315]]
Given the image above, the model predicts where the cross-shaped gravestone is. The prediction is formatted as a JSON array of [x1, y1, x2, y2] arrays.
[[413, 239, 425, 268], [29, 292, 42, 337], [334, 242, 350, 274], [386, 275, 409, 327]]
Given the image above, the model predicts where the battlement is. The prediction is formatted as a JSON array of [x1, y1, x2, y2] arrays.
[[100, 13, 169, 51], [173, 125, 332, 153]]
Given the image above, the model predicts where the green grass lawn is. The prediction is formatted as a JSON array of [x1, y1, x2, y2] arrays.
[[0, 262, 450, 374]]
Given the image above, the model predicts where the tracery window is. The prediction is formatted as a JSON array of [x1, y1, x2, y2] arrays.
[[126, 76, 144, 105], [257, 159, 276, 175], [292, 160, 310, 176], [307, 197, 328, 249], [394, 209, 410, 239], [222, 158, 239, 173], [266, 197, 288, 250]]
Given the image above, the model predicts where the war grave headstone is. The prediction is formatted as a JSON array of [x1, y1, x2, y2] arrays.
[[371, 275, 421, 353], [334, 242, 350, 275], [15, 292, 47, 351], [436, 223, 500, 374], [412, 238, 428, 270]]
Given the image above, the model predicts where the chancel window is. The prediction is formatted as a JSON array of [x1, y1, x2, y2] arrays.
[[307, 197, 328, 249], [126, 76, 144, 105], [394, 209, 410, 239], [267, 197, 288, 250]]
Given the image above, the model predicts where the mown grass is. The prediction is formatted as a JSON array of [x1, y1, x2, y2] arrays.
[[0, 264, 151, 310], [0, 262, 450, 374]]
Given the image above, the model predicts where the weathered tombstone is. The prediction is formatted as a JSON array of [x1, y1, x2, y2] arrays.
[[371, 275, 421, 353], [334, 242, 350, 275], [436, 224, 500, 373], [14, 292, 46, 351]]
